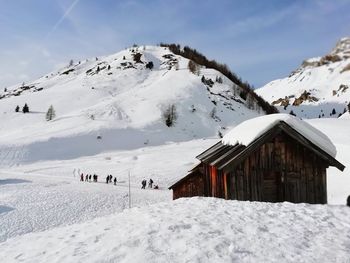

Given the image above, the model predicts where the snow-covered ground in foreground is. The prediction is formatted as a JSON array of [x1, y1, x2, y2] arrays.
[[0, 198, 350, 263]]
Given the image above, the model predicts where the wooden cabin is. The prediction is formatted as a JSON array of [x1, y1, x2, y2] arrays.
[[169, 115, 345, 204]]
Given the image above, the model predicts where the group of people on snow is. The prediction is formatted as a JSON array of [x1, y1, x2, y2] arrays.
[[80, 173, 118, 186], [80, 172, 159, 190], [106, 174, 117, 185], [141, 178, 158, 189], [80, 173, 98, 183]]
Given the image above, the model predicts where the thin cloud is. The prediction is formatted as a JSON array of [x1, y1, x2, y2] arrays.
[[224, 5, 298, 38], [45, 0, 80, 39]]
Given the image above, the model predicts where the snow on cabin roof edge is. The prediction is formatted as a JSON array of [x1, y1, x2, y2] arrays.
[[221, 113, 337, 158]]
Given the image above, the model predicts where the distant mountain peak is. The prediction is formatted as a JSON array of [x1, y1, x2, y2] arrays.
[[332, 37, 350, 56], [256, 37, 350, 119]]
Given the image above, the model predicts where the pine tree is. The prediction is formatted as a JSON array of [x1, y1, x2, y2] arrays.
[[46, 105, 56, 121], [22, 103, 29, 113], [163, 104, 177, 127]]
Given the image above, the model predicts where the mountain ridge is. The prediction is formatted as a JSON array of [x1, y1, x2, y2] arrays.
[[256, 37, 350, 118]]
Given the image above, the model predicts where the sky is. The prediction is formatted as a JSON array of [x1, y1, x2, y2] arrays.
[[0, 0, 350, 89]]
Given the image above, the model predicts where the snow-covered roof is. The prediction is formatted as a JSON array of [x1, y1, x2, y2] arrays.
[[222, 114, 337, 157]]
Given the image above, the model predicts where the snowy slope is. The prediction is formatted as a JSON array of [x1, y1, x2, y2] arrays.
[[0, 198, 349, 263], [0, 45, 263, 166], [256, 37, 350, 118]]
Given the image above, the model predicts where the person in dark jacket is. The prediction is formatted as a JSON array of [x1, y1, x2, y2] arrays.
[[141, 179, 146, 189], [149, 178, 153, 188], [114, 177, 117, 185], [89, 174, 92, 182], [106, 176, 109, 184], [80, 173, 84, 182], [85, 174, 88, 182], [347, 195, 350, 207]]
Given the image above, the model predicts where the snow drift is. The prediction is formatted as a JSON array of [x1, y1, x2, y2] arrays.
[[0, 197, 349, 263]]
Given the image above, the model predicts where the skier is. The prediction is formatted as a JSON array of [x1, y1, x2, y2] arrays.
[[106, 176, 109, 184], [114, 177, 117, 185], [89, 174, 92, 182], [80, 173, 84, 182], [109, 175, 113, 183], [149, 178, 154, 188], [85, 174, 88, 182], [347, 195, 350, 207]]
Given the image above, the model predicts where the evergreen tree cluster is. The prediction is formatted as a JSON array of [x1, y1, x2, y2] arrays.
[[15, 103, 57, 121], [16, 103, 29, 113], [159, 43, 278, 114]]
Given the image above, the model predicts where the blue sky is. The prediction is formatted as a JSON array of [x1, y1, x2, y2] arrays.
[[1, 0, 350, 88]]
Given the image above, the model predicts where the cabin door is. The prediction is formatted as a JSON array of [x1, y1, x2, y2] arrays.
[[262, 171, 281, 202], [283, 172, 301, 203]]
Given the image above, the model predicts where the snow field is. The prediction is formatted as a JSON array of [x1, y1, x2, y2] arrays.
[[0, 139, 215, 242], [0, 198, 349, 263]]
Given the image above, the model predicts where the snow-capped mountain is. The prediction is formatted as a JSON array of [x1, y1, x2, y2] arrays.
[[256, 37, 350, 118], [0, 45, 268, 166]]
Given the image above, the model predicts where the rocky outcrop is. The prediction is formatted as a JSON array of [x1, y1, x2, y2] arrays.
[[292, 91, 319, 106]]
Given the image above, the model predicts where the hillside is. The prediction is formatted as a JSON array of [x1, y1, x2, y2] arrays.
[[256, 37, 350, 118], [0, 45, 270, 166]]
